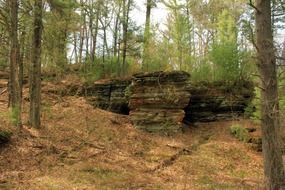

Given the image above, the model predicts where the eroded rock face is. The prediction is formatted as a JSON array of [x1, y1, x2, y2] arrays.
[[128, 71, 191, 133], [184, 81, 254, 123], [36, 70, 254, 133], [86, 79, 131, 114], [109, 79, 131, 114], [85, 81, 112, 110]]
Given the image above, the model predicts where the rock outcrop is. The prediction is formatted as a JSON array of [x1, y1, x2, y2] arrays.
[[37, 70, 254, 132], [184, 81, 254, 123], [128, 71, 191, 133], [85, 81, 112, 110], [109, 79, 131, 114], [86, 79, 131, 114]]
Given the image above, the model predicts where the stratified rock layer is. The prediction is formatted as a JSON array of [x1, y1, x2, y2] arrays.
[[129, 71, 191, 133], [109, 79, 131, 114], [86, 81, 112, 110], [184, 81, 254, 123], [86, 79, 131, 114]]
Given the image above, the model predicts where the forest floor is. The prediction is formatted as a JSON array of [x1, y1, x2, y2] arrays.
[[0, 81, 283, 190]]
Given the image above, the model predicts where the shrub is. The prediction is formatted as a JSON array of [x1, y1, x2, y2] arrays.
[[230, 124, 250, 142]]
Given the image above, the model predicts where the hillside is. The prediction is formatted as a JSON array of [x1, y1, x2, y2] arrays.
[[0, 82, 268, 190]]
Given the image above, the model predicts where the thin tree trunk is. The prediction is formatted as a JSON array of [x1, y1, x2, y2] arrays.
[[100, 17, 110, 61], [142, 0, 152, 72], [9, 0, 21, 127], [113, 3, 121, 57], [117, 41, 121, 76], [19, 29, 26, 102], [121, 0, 131, 77], [186, 0, 192, 56], [29, 0, 43, 128], [79, 0, 84, 65], [255, 0, 285, 189], [91, 1, 100, 64], [281, 39, 285, 65], [73, 32, 78, 63]]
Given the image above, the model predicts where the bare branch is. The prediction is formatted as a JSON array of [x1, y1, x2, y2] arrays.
[[248, 0, 261, 13]]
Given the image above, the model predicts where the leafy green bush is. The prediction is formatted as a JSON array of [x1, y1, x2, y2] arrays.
[[210, 42, 240, 81], [191, 60, 213, 82]]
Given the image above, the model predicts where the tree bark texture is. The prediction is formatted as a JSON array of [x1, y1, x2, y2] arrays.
[[9, 0, 22, 126], [255, 0, 285, 189], [29, 0, 43, 128]]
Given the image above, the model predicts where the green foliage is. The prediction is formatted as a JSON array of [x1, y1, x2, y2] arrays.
[[80, 57, 118, 82], [124, 85, 131, 99], [190, 59, 213, 82], [49, 0, 79, 10], [216, 9, 237, 44], [81, 56, 140, 82], [230, 124, 249, 142], [210, 42, 240, 81], [208, 8, 252, 82], [162, 0, 192, 71], [244, 87, 260, 124], [246, 78, 285, 125], [43, 0, 79, 69]]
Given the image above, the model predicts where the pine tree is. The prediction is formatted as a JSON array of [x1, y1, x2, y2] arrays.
[[29, 0, 43, 128]]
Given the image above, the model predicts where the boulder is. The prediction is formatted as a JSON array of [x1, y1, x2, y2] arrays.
[[129, 71, 191, 133]]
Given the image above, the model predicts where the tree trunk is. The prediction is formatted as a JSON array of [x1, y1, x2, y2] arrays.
[[9, 0, 21, 127], [29, 0, 43, 128], [255, 0, 285, 189], [19, 29, 26, 101], [186, 0, 192, 56], [121, 0, 131, 77], [113, 3, 121, 57], [91, 1, 100, 64], [281, 39, 285, 65], [73, 32, 78, 63], [79, 0, 85, 65], [142, 0, 152, 72]]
